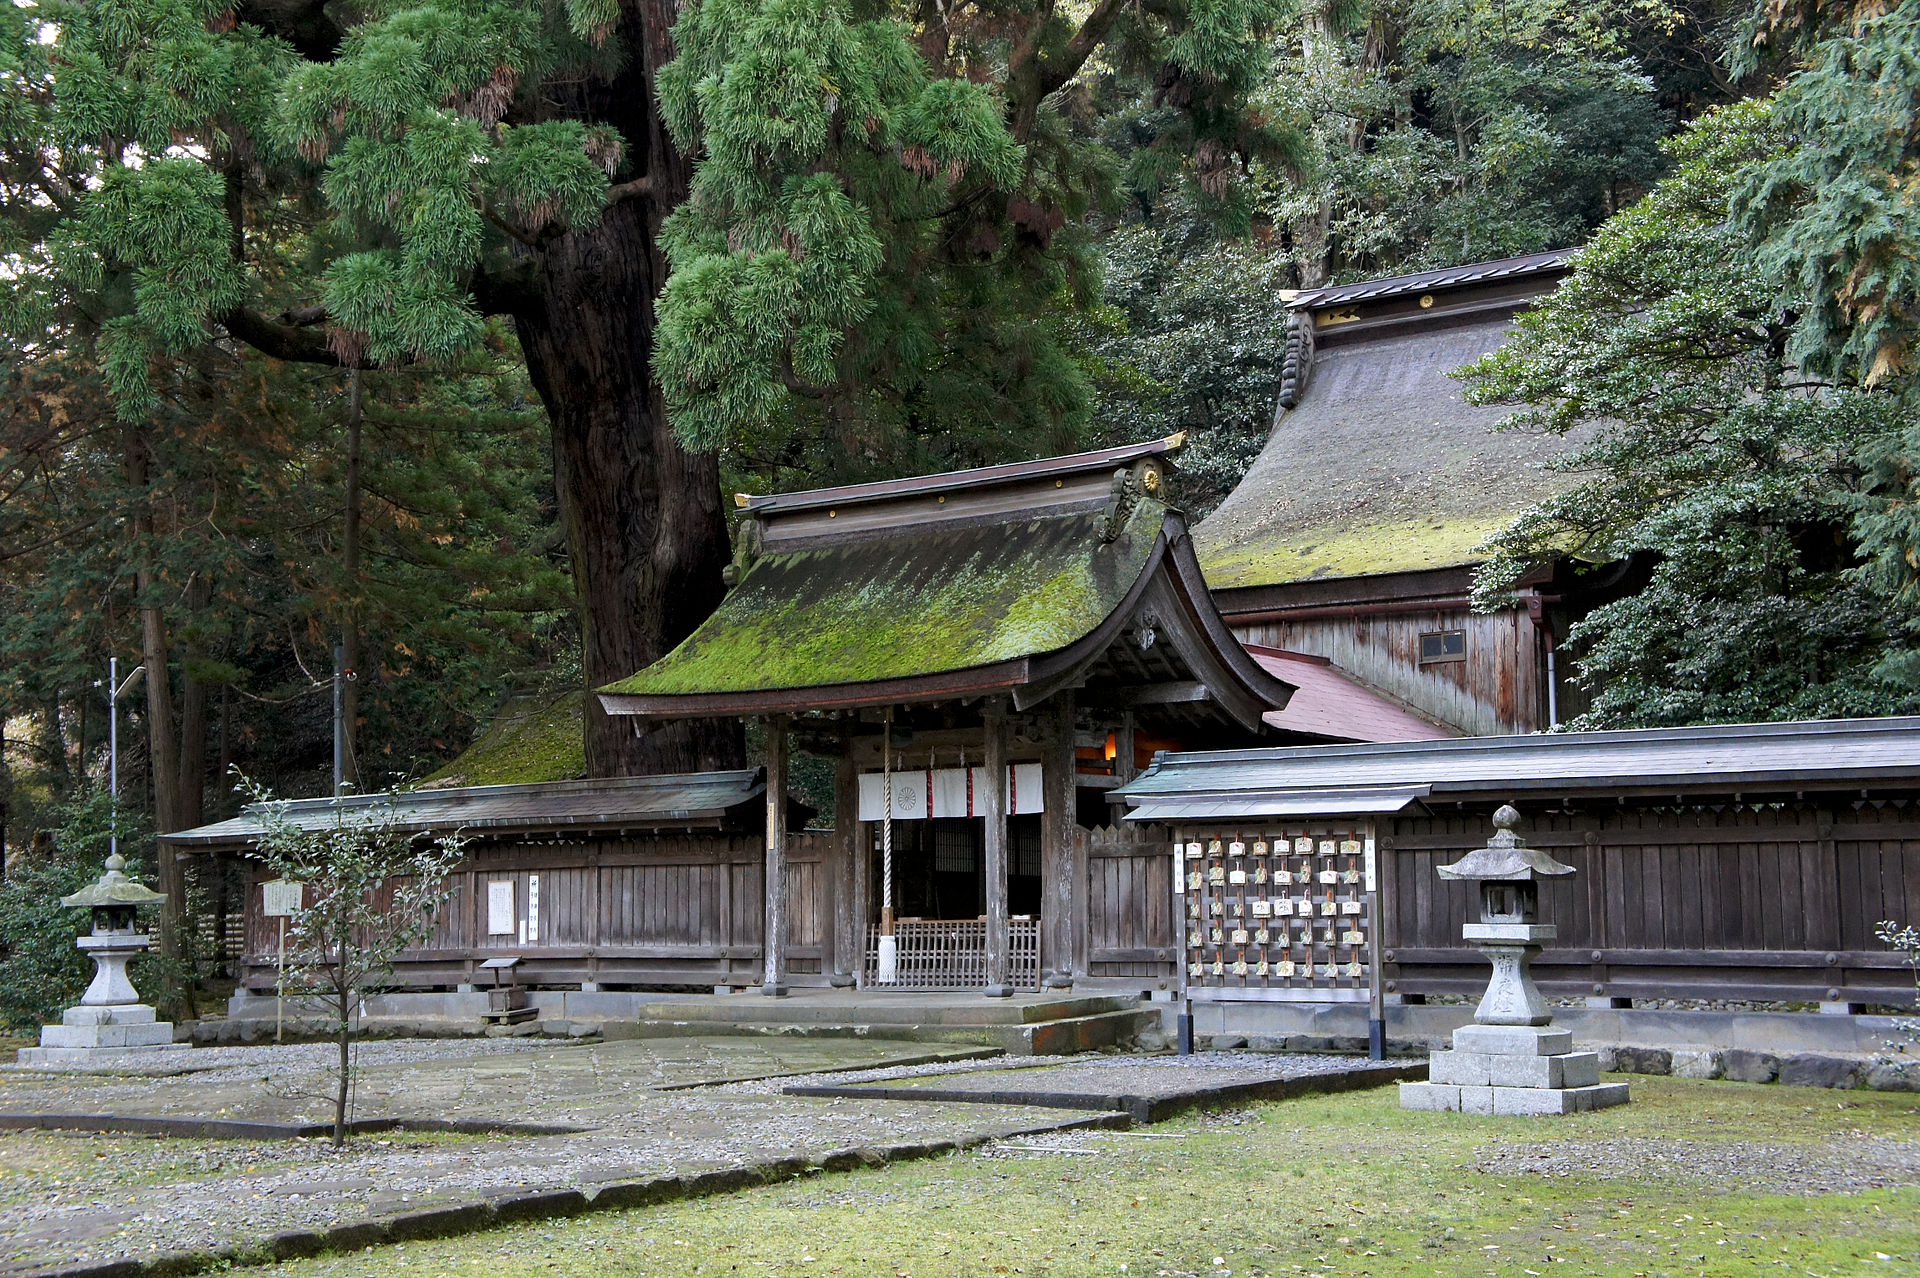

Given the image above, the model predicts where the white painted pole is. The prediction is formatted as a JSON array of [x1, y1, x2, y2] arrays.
[[877, 716, 896, 984]]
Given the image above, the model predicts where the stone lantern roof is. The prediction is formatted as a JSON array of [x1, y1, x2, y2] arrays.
[[59, 852, 166, 910], [1435, 805, 1575, 882]]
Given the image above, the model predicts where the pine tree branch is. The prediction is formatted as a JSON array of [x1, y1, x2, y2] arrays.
[[605, 176, 652, 205], [220, 306, 348, 367], [482, 207, 544, 248]]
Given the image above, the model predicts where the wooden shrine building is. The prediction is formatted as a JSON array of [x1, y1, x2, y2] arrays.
[[598, 438, 1305, 995], [1193, 251, 1635, 735]]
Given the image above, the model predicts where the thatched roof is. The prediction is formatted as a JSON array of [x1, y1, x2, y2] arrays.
[[1194, 252, 1584, 592]]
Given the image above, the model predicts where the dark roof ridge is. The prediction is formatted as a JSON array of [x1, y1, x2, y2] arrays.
[[735, 435, 1185, 517], [234, 769, 765, 815], [1291, 250, 1572, 311]]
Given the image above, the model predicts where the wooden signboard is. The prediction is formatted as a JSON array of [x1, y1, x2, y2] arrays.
[[1175, 823, 1382, 1004]]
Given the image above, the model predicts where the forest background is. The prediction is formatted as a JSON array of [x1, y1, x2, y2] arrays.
[[1, 0, 1915, 1012]]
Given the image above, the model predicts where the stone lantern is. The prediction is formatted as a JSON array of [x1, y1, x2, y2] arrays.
[[18, 851, 190, 1068], [1399, 805, 1628, 1115]]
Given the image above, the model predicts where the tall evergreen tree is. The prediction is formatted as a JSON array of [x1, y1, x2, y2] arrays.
[[1, 0, 1303, 776]]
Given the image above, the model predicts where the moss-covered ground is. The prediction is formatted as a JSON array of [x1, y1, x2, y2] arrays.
[[262, 1075, 1918, 1277]]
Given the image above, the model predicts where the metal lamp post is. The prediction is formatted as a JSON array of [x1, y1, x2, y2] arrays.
[[107, 658, 146, 862]]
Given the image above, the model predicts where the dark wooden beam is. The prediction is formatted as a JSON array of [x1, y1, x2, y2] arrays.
[[1041, 692, 1077, 988], [1084, 681, 1212, 707], [982, 700, 1012, 997], [829, 727, 858, 986]]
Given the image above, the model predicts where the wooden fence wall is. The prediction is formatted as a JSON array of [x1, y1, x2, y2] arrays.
[[1081, 824, 1179, 983], [241, 832, 833, 992], [1380, 802, 1920, 1007]]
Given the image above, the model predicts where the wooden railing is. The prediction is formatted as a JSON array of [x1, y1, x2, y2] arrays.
[[863, 917, 1039, 990]]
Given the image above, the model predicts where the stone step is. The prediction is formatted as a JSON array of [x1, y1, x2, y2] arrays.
[[598, 1008, 1161, 1056]]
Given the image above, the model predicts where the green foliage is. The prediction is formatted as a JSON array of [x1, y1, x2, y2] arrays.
[[1263, 0, 1676, 285], [1461, 101, 1920, 726], [653, 0, 1294, 488], [0, 790, 154, 1031], [1073, 221, 1293, 514], [242, 774, 465, 1142], [1736, 0, 1920, 390], [0, 339, 572, 807]]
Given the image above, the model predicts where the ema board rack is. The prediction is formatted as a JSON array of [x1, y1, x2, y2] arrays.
[[1174, 824, 1383, 1004]]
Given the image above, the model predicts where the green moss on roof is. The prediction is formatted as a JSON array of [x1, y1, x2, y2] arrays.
[[1198, 513, 1520, 589], [604, 501, 1166, 697], [425, 693, 586, 788]]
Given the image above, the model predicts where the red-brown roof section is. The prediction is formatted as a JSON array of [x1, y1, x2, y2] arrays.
[[1247, 646, 1455, 743]]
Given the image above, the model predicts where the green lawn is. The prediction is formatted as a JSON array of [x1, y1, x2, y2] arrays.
[[266, 1075, 1918, 1278]]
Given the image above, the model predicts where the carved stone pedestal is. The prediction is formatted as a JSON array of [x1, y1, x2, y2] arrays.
[[18, 935, 187, 1068], [1399, 804, 1629, 1116], [1400, 1024, 1628, 1114]]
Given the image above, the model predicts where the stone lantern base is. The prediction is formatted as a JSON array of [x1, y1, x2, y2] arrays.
[[17, 1003, 187, 1068], [17, 934, 188, 1069], [1400, 1025, 1629, 1115]]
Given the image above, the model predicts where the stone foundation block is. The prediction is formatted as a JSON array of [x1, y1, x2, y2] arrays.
[[1427, 1050, 1491, 1087], [1778, 1054, 1861, 1090], [1399, 1081, 1460, 1111], [1611, 1046, 1672, 1075], [1671, 1049, 1721, 1080], [1722, 1049, 1780, 1084], [17, 1041, 191, 1067], [1451, 1025, 1572, 1056], [1457, 1085, 1496, 1115], [63, 1004, 158, 1027], [1575, 1082, 1632, 1110], [1487, 1051, 1601, 1090], [1491, 1081, 1631, 1115], [1491, 1085, 1580, 1116], [39, 1020, 177, 1049]]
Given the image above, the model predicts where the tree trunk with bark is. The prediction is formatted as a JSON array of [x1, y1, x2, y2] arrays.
[[340, 370, 363, 791], [510, 0, 740, 778]]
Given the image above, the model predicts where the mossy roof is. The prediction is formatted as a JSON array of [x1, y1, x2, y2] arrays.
[[603, 499, 1166, 698], [1194, 317, 1585, 591], [425, 693, 586, 789]]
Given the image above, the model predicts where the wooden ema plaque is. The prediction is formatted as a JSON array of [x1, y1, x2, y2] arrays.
[[1176, 825, 1381, 1004]]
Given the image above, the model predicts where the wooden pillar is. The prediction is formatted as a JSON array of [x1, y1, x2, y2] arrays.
[[982, 700, 1012, 997], [829, 728, 859, 986], [1040, 692, 1078, 988], [762, 714, 789, 996]]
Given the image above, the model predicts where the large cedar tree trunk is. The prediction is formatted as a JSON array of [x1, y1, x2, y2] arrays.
[[512, 0, 740, 777]]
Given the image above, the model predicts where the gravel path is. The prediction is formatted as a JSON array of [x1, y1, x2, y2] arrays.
[[869, 1051, 1371, 1097], [0, 1037, 1096, 1274], [1475, 1134, 1920, 1195], [0, 1036, 562, 1087]]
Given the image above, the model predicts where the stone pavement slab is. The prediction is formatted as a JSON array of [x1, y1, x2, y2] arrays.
[[785, 1050, 1426, 1123]]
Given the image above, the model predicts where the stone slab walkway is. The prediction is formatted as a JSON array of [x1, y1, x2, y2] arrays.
[[0, 1037, 1109, 1277], [785, 1051, 1424, 1122]]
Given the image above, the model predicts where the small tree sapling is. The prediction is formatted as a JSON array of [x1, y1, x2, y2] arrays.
[[239, 776, 465, 1145], [1877, 920, 1920, 1081]]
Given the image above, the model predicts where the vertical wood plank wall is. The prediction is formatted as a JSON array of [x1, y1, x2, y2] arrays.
[[1232, 607, 1546, 736], [1379, 803, 1920, 1004], [242, 831, 833, 990], [1082, 824, 1179, 982]]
